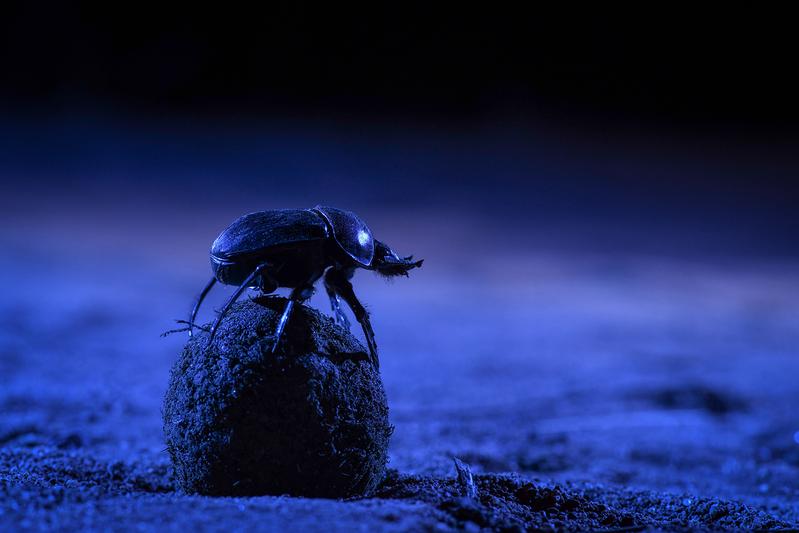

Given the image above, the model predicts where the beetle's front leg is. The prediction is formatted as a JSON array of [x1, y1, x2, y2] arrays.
[[271, 284, 315, 354], [324, 267, 379, 369], [208, 262, 271, 345], [324, 274, 351, 330]]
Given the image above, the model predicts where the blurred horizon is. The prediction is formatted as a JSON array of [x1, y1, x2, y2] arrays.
[[1, 110, 797, 268]]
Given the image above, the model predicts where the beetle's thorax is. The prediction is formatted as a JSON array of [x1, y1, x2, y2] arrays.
[[310, 206, 375, 267]]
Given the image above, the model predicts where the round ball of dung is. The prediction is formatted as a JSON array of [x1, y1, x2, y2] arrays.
[[163, 296, 392, 497]]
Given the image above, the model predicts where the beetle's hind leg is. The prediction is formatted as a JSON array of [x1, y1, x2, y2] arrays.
[[188, 277, 217, 338], [208, 262, 271, 346]]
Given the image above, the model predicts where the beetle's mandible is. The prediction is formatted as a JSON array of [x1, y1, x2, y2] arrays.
[[188, 206, 423, 368]]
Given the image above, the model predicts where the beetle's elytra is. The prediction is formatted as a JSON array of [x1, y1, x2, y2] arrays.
[[189, 206, 423, 368]]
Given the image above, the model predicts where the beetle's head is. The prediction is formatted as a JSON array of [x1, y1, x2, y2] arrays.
[[371, 239, 423, 278]]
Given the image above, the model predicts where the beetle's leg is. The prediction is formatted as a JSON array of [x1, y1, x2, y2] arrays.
[[324, 273, 351, 330], [271, 284, 315, 353], [188, 277, 217, 338], [271, 300, 294, 353], [324, 268, 379, 369], [208, 262, 271, 345]]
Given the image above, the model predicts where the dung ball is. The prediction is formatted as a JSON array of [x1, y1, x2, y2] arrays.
[[163, 296, 392, 497]]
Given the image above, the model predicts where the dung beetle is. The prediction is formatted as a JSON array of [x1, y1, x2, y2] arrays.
[[188, 206, 422, 368]]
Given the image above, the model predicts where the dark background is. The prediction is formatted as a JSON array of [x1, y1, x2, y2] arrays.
[[3, 5, 799, 126]]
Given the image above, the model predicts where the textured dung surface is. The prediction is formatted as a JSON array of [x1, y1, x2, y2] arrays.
[[163, 297, 391, 497]]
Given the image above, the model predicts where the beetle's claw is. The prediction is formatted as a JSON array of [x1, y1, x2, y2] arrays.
[[363, 328, 379, 370], [164, 320, 209, 338], [257, 334, 278, 352], [369, 352, 379, 369], [335, 309, 351, 330]]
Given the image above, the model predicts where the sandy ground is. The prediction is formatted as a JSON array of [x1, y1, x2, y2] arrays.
[[1, 203, 798, 530]]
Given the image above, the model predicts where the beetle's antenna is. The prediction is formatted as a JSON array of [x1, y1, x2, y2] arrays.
[[188, 277, 217, 338], [208, 262, 270, 345]]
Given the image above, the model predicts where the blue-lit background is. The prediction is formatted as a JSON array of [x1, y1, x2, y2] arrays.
[[1, 5, 798, 529]]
